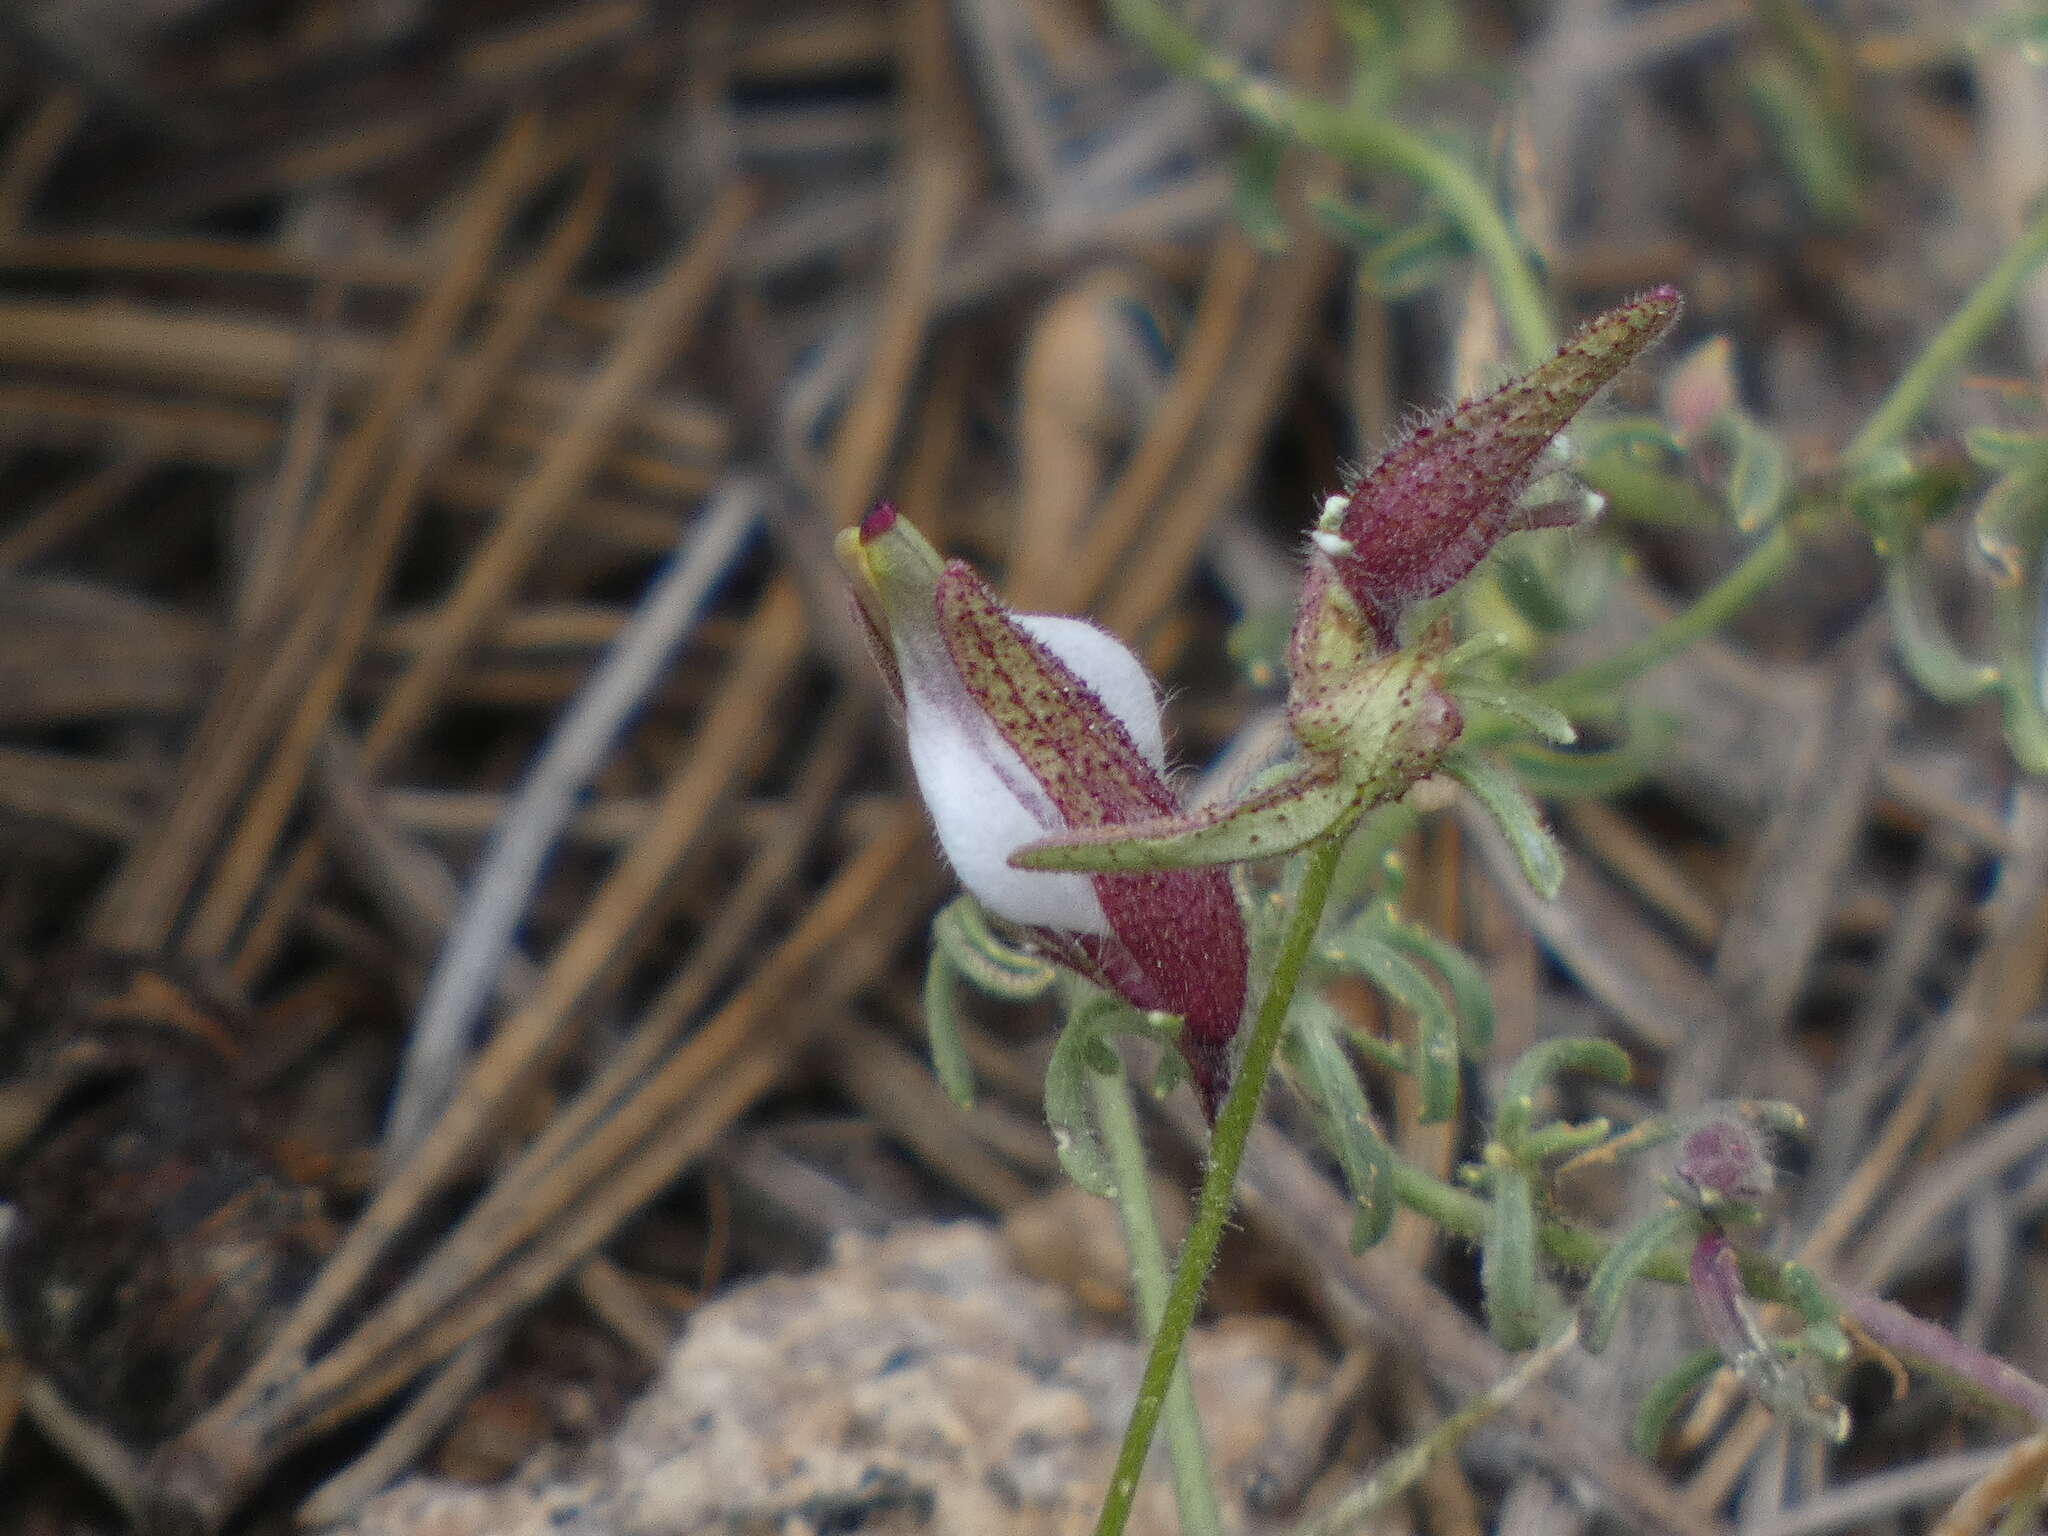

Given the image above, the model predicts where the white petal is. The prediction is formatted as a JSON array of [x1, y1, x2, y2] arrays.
[[1012, 613, 1167, 770], [902, 674, 1110, 935]]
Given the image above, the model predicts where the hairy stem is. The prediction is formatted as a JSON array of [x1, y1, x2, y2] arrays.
[[1092, 833, 1347, 1536], [1109, 0, 1556, 366], [1835, 1287, 2048, 1424], [1292, 1322, 1580, 1536], [1088, 1062, 1222, 1536]]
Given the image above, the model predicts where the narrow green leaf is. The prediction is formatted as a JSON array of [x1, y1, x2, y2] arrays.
[[1310, 190, 1397, 249], [1845, 444, 1924, 545], [1438, 629, 1514, 673], [1323, 926, 1459, 1122], [1451, 679, 1578, 746], [1346, 1027, 1410, 1075], [1358, 212, 1471, 300], [1723, 413, 1793, 532], [1992, 572, 2048, 772], [922, 943, 977, 1109], [1495, 1037, 1632, 1149], [1375, 919, 1496, 1056], [1883, 557, 2001, 703], [1146, 1039, 1190, 1099], [1801, 1319, 1851, 1366], [1286, 992, 1397, 1250], [1233, 129, 1292, 252], [1965, 426, 2048, 475], [1445, 747, 1564, 898], [1482, 1165, 1542, 1350], [1501, 710, 1676, 800], [1972, 466, 2048, 587], [1492, 547, 1580, 631], [1554, 1112, 1680, 1177], [1514, 1117, 1613, 1162], [1633, 1349, 1726, 1457], [1747, 1100, 1810, 1136], [1579, 455, 1724, 530], [1577, 414, 1683, 463], [1776, 1261, 1840, 1330], [1044, 996, 1127, 1197], [1745, 49, 1861, 226], [1583, 1206, 1697, 1354], [933, 896, 1058, 1001]]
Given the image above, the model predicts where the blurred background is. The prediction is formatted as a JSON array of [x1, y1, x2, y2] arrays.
[[0, 1, 2045, 1532]]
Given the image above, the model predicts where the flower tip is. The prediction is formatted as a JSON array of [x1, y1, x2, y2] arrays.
[[1617, 285, 1682, 342], [1569, 286, 1682, 362], [839, 504, 944, 610], [859, 500, 900, 541]]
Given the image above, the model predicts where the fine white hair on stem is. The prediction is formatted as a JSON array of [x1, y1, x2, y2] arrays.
[[381, 479, 763, 1167]]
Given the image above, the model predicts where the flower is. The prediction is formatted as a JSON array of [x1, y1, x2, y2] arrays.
[[838, 503, 1249, 1112], [1687, 1231, 1759, 1367], [1687, 1231, 1850, 1442]]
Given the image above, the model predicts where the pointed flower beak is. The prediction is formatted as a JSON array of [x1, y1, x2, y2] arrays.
[[838, 504, 1249, 1110], [1312, 286, 1681, 652]]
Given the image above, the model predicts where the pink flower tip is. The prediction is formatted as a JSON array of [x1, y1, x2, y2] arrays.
[[859, 500, 899, 541]]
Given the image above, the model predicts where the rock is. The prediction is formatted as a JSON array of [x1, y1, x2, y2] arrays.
[[340, 1222, 1334, 1536]]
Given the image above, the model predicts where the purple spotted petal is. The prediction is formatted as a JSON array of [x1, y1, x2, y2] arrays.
[[936, 563, 1249, 1110]]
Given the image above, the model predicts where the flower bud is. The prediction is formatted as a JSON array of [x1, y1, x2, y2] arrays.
[[1312, 288, 1681, 651], [1676, 1115, 1774, 1206]]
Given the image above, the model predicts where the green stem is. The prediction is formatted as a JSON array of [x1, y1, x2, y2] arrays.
[[1314, 108, 1555, 366], [1843, 198, 2048, 469], [1538, 523, 1798, 711], [1092, 833, 1347, 1536], [1109, 0, 1556, 366], [1088, 1063, 1222, 1536]]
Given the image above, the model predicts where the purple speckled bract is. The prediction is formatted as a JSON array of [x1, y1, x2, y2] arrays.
[[935, 563, 1248, 1115], [1677, 1117, 1772, 1203], [1323, 288, 1680, 649]]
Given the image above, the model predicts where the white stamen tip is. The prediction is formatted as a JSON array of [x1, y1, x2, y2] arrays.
[[1319, 493, 1350, 526], [1311, 529, 1355, 559]]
